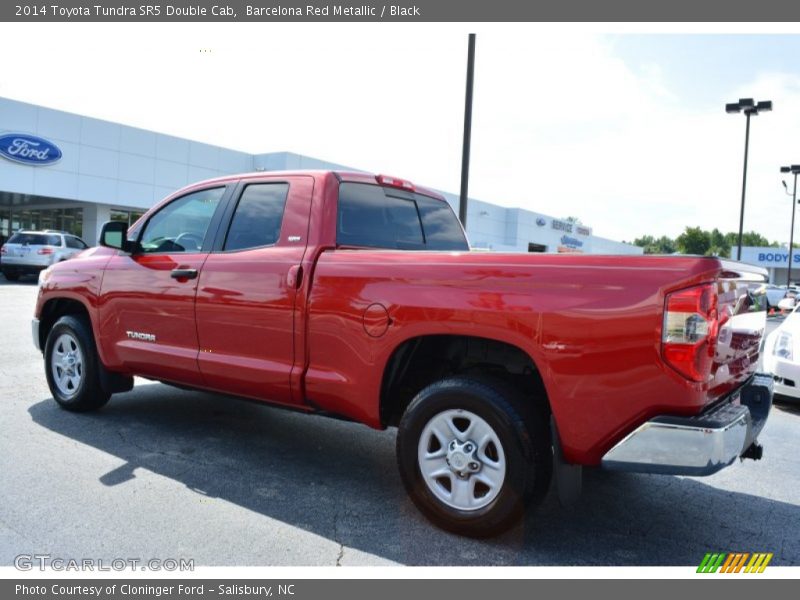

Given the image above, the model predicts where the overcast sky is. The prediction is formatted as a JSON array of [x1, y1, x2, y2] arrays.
[[2, 23, 800, 245]]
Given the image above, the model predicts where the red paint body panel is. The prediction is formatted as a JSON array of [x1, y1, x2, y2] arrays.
[[194, 175, 314, 405], [35, 170, 767, 467], [303, 250, 761, 463], [34, 246, 115, 364], [98, 251, 208, 386]]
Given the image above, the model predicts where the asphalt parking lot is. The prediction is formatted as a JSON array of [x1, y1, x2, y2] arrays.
[[1, 276, 798, 567]]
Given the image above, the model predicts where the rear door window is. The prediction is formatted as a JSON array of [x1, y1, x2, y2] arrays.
[[65, 236, 88, 249], [223, 183, 290, 251]]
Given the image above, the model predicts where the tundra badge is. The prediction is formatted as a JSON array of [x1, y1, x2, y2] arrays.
[[126, 331, 156, 342]]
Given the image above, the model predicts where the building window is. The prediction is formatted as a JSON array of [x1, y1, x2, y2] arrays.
[[111, 209, 145, 227], [0, 207, 83, 240]]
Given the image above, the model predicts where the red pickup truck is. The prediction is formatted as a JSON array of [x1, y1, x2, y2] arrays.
[[32, 170, 773, 536]]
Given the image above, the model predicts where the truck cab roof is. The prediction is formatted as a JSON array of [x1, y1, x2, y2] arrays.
[[182, 169, 447, 202]]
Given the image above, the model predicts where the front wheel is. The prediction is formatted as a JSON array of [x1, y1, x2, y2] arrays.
[[44, 315, 110, 412], [396, 377, 551, 537]]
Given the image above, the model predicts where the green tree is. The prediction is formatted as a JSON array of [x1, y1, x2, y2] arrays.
[[676, 227, 711, 255], [724, 231, 779, 249], [633, 234, 677, 254], [632, 235, 655, 250], [654, 235, 677, 254], [633, 228, 778, 255], [707, 228, 730, 257]]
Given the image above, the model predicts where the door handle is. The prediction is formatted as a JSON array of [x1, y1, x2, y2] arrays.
[[287, 265, 303, 289], [171, 268, 198, 280]]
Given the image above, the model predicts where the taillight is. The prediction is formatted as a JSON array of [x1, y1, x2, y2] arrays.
[[37, 247, 54, 255], [0, 246, 5, 254], [662, 283, 718, 382], [376, 174, 415, 191]]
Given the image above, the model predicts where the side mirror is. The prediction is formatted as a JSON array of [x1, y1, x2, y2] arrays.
[[99, 221, 132, 252]]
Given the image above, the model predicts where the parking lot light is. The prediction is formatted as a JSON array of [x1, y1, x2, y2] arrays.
[[727, 97, 773, 260], [781, 165, 800, 286]]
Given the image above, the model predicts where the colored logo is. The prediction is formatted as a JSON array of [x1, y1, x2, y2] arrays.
[[697, 552, 773, 573], [535, 217, 546, 227], [0, 133, 62, 166], [560, 235, 584, 248]]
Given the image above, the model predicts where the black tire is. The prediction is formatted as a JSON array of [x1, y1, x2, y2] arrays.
[[396, 376, 551, 537], [3, 270, 19, 281], [44, 315, 110, 412]]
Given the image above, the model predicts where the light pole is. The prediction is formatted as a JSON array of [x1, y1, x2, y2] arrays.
[[781, 165, 800, 286], [726, 98, 772, 260], [459, 33, 476, 228]]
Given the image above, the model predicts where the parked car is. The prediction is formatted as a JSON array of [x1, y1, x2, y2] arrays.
[[764, 284, 788, 308], [31, 171, 773, 536], [1, 230, 88, 280], [764, 304, 800, 402]]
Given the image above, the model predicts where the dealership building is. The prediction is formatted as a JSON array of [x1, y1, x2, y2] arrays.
[[0, 97, 641, 255], [733, 246, 800, 285]]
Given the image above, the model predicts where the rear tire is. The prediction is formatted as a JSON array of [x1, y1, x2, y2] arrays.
[[44, 315, 110, 412], [396, 376, 551, 537], [3, 270, 19, 281]]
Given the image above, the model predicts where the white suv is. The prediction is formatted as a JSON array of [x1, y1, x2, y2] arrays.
[[1, 230, 89, 281]]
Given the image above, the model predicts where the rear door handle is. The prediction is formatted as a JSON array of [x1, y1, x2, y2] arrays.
[[170, 268, 198, 280]]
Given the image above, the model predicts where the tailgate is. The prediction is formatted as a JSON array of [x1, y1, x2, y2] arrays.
[[709, 260, 768, 401]]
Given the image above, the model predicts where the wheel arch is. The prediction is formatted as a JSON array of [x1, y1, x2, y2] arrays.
[[39, 295, 132, 395], [38, 296, 95, 356], [379, 334, 551, 428]]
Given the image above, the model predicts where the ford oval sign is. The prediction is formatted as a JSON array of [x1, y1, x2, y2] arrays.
[[0, 133, 62, 166]]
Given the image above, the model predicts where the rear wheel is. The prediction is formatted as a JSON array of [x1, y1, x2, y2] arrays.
[[3, 270, 19, 281], [44, 315, 110, 412], [396, 377, 551, 537]]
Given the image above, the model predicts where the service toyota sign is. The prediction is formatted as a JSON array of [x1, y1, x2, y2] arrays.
[[0, 133, 62, 165]]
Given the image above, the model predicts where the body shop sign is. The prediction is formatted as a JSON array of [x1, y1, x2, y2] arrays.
[[738, 247, 800, 267], [0, 133, 62, 165]]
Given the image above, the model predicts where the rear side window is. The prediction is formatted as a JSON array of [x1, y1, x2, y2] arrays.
[[223, 183, 289, 251], [337, 183, 468, 251], [65, 236, 88, 249], [416, 196, 471, 251], [8, 233, 61, 246]]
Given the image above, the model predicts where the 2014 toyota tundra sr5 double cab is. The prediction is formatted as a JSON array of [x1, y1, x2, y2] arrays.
[[33, 170, 773, 536]]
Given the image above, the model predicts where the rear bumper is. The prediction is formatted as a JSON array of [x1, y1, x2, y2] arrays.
[[772, 376, 800, 400], [765, 356, 800, 399], [3, 263, 48, 274], [601, 374, 773, 476]]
